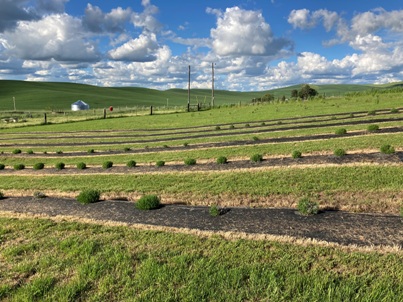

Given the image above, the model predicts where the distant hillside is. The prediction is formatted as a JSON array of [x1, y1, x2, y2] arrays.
[[0, 80, 401, 111]]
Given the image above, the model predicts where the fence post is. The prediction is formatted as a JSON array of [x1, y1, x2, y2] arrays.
[[103, 108, 106, 119], [150, 106, 153, 115], [44, 113, 47, 124]]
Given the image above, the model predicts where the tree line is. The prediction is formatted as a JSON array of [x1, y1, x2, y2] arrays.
[[251, 84, 318, 103]]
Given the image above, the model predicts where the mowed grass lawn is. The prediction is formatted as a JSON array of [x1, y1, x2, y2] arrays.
[[0, 217, 402, 301]]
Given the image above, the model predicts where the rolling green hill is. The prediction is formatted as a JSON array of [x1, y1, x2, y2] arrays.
[[0, 80, 401, 111]]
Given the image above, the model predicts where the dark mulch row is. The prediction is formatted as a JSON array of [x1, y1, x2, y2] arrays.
[[0, 152, 401, 175], [0, 197, 401, 248]]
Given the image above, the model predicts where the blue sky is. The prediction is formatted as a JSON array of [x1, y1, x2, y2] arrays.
[[0, 0, 402, 91]]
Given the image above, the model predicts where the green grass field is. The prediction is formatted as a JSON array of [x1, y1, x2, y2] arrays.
[[1, 79, 402, 111], [0, 82, 402, 301], [0, 80, 261, 111], [0, 217, 402, 301]]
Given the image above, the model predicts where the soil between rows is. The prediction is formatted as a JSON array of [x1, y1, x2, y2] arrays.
[[0, 197, 401, 249], [1, 152, 402, 175]]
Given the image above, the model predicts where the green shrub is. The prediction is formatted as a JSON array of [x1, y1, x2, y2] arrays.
[[76, 189, 100, 204], [156, 160, 165, 167], [334, 148, 346, 157], [33, 163, 45, 170], [229, 125, 235, 129], [0, 191, 4, 199], [135, 195, 161, 210], [124, 147, 131, 152], [0, 164, 5, 170], [27, 149, 34, 154], [292, 150, 302, 159], [297, 198, 319, 215], [245, 123, 250, 127], [390, 108, 399, 113], [349, 113, 354, 118], [367, 110, 376, 116], [215, 126, 221, 130], [261, 122, 266, 126], [13, 164, 25, 170], [217, 156, 228, 164], [56, 150, 63, 154], [87, 149, 95, 154], [367, 124, 379, 132], [55, 162, 65, 170], [184, 158, 196, 166], [209, 204, 221, 217], [33, 191, 46, 199], [380, 144, 395, 154], [250, 154, 263, 162], [102, 161, 113, 169], [127, 160, 136, 168], [252, 136, 259, 141], [12, 149, 22, 154], [77, 162, 86, 170], [163, 145, 169, 149], [183, 142, 189, 147], [335, 128, 347, 136]]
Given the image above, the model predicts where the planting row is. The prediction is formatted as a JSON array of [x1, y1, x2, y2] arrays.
[[0, 145, 397, 171], [4, 189, 383, 217], [0, 123, 395, 156], [0, 119, 398, 149]]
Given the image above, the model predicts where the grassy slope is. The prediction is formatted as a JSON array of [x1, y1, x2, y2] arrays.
[[2, 80, 401, 111], [0, 217, 402, 301], [0, 80, 259, 110], [2, 89, 403, 132]]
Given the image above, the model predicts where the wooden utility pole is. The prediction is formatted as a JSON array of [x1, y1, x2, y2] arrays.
[[187, 65, 190, 112], [212, 63, 215, 107]]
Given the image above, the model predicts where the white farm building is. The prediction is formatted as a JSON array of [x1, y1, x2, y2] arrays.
[[71, 100, 89, 111]]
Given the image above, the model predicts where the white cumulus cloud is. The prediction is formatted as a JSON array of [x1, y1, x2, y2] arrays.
[[82, 4, 132, 33], [2, 14, 100, 62], [108, 33, 160, 62], [210, 6, 292, 57]]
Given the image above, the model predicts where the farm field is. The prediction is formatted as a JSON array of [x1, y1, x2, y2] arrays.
[[0, 86, 402, 301], [0, 89, 402, 213]]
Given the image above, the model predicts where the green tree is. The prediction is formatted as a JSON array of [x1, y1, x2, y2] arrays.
[[298, 84, 318, 100], [261, 93, 274, 102]]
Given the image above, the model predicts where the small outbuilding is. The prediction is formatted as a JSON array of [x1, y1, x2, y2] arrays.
[[71, 100, 90, 111]]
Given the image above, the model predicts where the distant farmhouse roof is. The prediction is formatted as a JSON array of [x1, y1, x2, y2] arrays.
[[71, 100, 89, 111]]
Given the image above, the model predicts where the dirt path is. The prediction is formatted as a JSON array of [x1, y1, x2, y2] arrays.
[[0, 197, 401, 250]]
